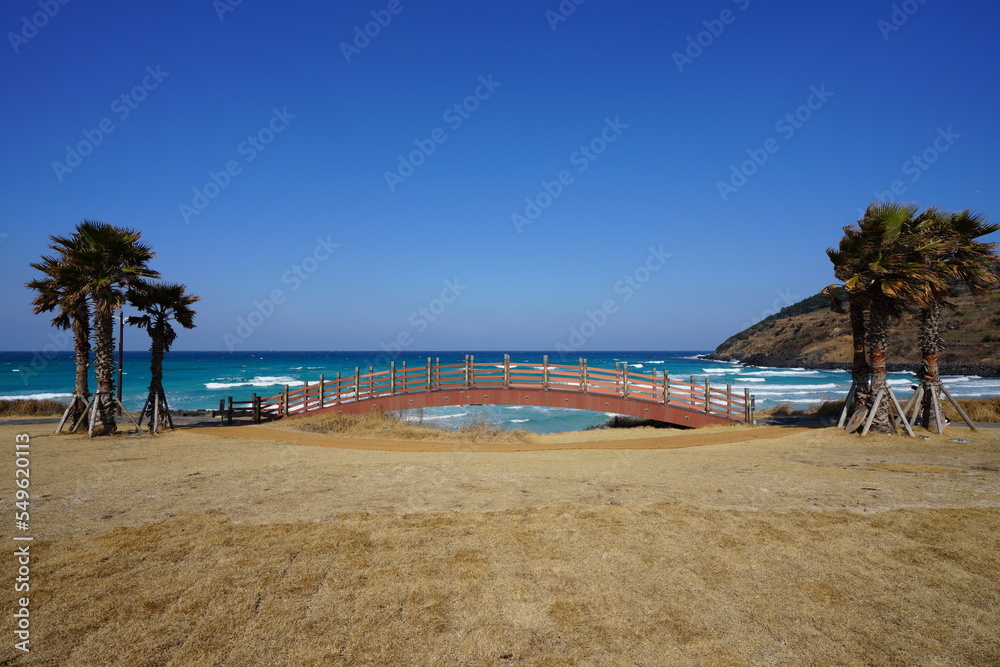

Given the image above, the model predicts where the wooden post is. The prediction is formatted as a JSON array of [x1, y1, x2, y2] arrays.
[[318, 375, 325, 409], [651, 369, 657, 402], [504, 354, 510, 388], [622, 362, 629, 398], [335, 372, 342, 405], [470, 354, 476, 388], [401, 361, 407, 394], [838, 382, 858, 429], [219, 399, 225, 423], [663, 371, 669, 404], [726, 384, 733, 418], [691, 376, 697, 407], [252, 393, 259, 423], [390, 361, 396, 395], [939, 383, 978, 432], [543, 355, 549, 390], [282, 385, 290, 417], [744, 388, 751, 423], [227, 396, 233, 426], [435, 357, 441, 389], [582, 358, 588, 393], [303, 381, 309, 412], [427, 357, 433, 390], [368, 366, 374, 399], [354, 367, 360, 401], [464, 355, 470, 388], [704, 378, 711, 413]]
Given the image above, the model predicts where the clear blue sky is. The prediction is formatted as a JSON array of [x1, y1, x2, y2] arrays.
[[3, 0, 998, 352]]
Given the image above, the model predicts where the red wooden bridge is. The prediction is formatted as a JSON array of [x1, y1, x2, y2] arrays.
[[224, 355, 754, 428]]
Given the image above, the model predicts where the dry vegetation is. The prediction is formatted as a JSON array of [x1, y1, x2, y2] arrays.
[[758, 397, 1000, 423], [2, 421, 999, 665], [0, 398, 66, 417], [286, 408, 534, 444]]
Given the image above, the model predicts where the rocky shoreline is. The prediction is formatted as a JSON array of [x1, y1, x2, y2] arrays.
[[699, 353, 1000, 378]]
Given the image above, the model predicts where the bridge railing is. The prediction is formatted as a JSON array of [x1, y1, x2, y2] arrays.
[[230, 355, 752, 424]]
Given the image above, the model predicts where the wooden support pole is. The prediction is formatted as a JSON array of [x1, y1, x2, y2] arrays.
[[283, 385, 290, 417], [582, 359, 588, 393], [838, 382, 858, 429], [318, 375, 325, 409], [543, 355, 549, 390], [504, 354, 510, 389], [690, 376, 697, 406], [663, 371, 669, 404], [622, 362, 629, 398], [726, 384, 733, 418], [907, 386, 925, 427], [335, 372, 342, 405], [886, 386, 915, 438], [939, 383, 978, 432], [401, 361, 407, 393], [303, 381, 309, 412], [227, 396, 234, 426], [368, 366, 374, 399], [354, 367, 360, 402], [427, 357, 433, 390], [704, 378, 711, 413], [744, 388, 751, 423], [435, 357, 441, 389], [252, 393, 259, 423], [860, 389, 885, 436], [470, 355, 476, 388], [390, 361, 396, 395]]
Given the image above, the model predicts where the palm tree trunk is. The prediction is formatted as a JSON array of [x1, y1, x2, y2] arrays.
[[866, 302, 894, 434], [93, 310, 117, 435], [71, 311, 91, 424], [848, 295, 870, 412], [918, 306, 944, 430], [149, 327, 166, 429]]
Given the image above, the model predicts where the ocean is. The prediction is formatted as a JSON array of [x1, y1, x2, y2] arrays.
[[3, 351, 999, 433]]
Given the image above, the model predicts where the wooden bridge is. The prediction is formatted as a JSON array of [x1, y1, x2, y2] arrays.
[[223, 355, 754, 428]]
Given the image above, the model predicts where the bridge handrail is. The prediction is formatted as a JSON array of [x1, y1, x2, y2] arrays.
[[224, 355, 754, 425]]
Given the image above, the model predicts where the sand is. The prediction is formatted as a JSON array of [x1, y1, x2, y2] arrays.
[[1, 421, 998, 665]]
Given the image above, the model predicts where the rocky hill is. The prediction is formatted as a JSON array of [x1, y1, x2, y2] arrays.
[[707, 288, 1000, 377]]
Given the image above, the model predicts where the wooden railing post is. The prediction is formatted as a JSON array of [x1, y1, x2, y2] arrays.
[[253, 394, 261, 423], [543, 355, 549, 390], [303, 381, 309, 412], [582, 358, 588, 393], [464, 355, 470, 388], [690, 376, 697, 407], [663, 370, 669, 404], [704, 378, 711, 413], [283, 385, 290, 416], [435, 357, 441, 389], [390, 361, 396, 395], [226, 396, 233, 425], [427, 357, 433, 390], [219, 399, 225, 423], [354, 367, 360, 402], [368, 366, 374, 399], [726, 383, 732, 418], [319, 374, 325, 409], [470, 354, 476, 388], [335, 372, 341, 404], [622, 362, 629, 398], [503, 354, 510, 389], [744, 388, 751, 423], [401, 361, 407, 394]]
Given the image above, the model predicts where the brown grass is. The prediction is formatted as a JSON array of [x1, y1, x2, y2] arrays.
[[3, 422, 999, 665], [759, 396, 1000, 424], [0, 398, 66, 417], [286, 408, 534, 444], [943, 396, 1000, 423]]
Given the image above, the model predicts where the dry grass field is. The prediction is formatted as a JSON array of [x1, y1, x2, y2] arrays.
[[1, 419, 998, 665]]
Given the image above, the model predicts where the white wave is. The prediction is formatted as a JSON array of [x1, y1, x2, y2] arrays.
[[702, 369, 734, 374], [10, 369, 20, 372], [204, 375, 304, 390], [632, 364, 643, 368], [740, 370, 821, 377], [737, 378, 766, 383], [941, 376, 972, 383], [0, 392, 73, 401], [419, 412, 469, 421], [510, 419, 529, 423]]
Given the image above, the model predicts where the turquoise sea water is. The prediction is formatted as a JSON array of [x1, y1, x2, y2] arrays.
[[3, 351, 999, 433]]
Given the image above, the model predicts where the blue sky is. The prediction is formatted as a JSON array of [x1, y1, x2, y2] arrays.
[[2, 0, 998, 352]]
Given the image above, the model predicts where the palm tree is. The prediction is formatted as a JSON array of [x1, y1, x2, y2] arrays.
[[127, 282, 199, 432], [836, 203, 941, 433], [67, 222, 160, 435], [912, 209, 999, 430], [26, 251, 91, 428]]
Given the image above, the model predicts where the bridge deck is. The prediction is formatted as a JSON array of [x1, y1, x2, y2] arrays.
[[226, 356, 753, 428]]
